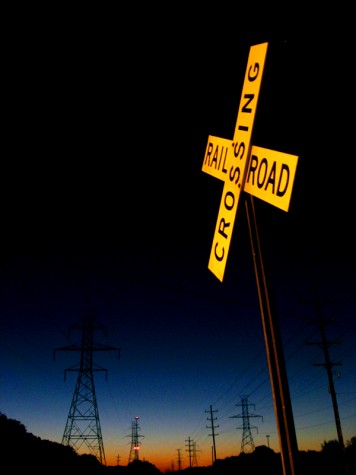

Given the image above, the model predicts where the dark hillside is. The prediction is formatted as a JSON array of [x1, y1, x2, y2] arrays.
[[1, 413, 354, 474]]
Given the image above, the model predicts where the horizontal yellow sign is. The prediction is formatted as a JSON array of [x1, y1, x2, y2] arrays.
[[244, 146, 298, 212], [202, 135, 234, 181], [203, 137, 298, 212]]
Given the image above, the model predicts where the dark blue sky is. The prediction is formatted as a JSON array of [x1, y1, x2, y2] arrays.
[[1, 15, 355, 471]]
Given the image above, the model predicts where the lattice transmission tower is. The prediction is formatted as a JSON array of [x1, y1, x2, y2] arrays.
[[128, 416, 144, 463], [192, 441, 200, 467], [54, 311, 120, 465], [230, 395, 263, 453]]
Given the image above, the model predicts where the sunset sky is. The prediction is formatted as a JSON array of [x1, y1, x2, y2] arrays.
[[1, 12, 355, 473]]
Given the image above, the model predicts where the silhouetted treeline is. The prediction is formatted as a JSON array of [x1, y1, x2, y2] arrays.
[[1, 412, 355, 474]]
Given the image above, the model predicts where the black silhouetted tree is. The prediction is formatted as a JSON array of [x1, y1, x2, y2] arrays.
[[346, 436, 356, 474], [321, 439, 346, 475], [127, 459, 161, 474], [0, 412, 90, 474], [251, 445, 281, 475]]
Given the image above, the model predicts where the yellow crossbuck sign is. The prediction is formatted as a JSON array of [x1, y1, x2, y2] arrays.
[[202, 42, 298, 282]]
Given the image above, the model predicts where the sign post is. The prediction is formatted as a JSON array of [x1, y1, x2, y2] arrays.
[[202, 42, 300, 475]]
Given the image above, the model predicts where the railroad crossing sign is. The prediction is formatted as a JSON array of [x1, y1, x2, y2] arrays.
[[202, 42, 298, 282]]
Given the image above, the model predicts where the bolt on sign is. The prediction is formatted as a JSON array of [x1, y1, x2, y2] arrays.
[[202, 42, 298, 282]]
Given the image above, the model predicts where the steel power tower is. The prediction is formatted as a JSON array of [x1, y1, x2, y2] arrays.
[[230, 395, 263, 454], [185, 436, 194, 468], [192, 441, 200, 467], [128, 416, 144, 463], [54, 312, 120, 465]]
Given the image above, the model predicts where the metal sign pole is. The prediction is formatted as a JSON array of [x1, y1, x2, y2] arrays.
[[244, 194, 299, 475]]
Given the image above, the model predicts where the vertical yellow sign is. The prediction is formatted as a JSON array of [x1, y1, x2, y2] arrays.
[[208, 42, 268, 281]]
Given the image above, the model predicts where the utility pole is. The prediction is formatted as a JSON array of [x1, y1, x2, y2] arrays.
[[230, 395, 263, 453], [185, 436, 193, 467], [176, 448, 182, 471], [205, 404, 219, 463], [54, 311, 120, 465], [128, 416, 144, 463], [305, 289, 348, 474]]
